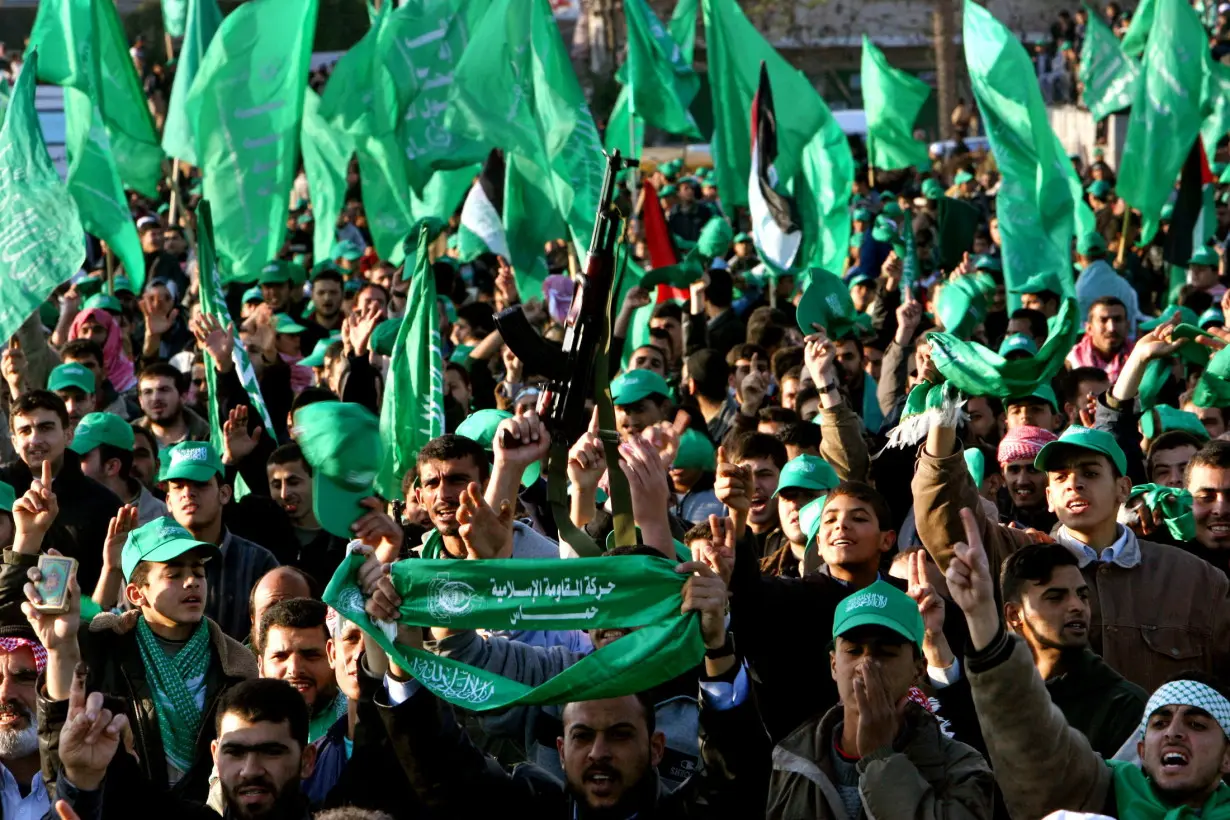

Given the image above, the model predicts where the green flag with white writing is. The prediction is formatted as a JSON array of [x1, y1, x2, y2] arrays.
[[356, 132, 416, 260], [162, 0, 222, 166], [624, 0, 699, 138], [376, 225, 444, 501], [1120, 0, 1154, 57], [185, 0, 319, 282], [0, 78, 10, 125], [1079, 7, 1140, 121], [0, 51, 85, 343], [64, 88, 146, 293], [320, 0, 397, 138], [861, 36, 930, 170], [964, 0, 1079, 300], [301, 89, 354, 266]]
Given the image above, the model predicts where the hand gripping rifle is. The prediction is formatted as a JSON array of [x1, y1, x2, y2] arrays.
[[494, 150, 639, 555]]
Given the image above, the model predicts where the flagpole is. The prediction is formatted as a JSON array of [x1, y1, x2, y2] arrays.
[[168, 159, 181, 227], [165, 32, 176, 64], [105, 247, 115, 296], [627, 117, 640, 221], [1116, 208, 1131, 269]]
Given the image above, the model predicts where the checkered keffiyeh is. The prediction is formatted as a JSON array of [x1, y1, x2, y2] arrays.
[[997, 425, 1058, 466], [0, 638, 47, 673], [1140, 679, 1230, 738]]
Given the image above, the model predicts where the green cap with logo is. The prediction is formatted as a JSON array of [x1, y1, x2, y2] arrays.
[[48, 363, 96, 395], [333, 240, 363, 261], [611, 369, 672, 406], [672, 429, 716, 472], [295, 402, 383, 539], [159, 441, 225, 483], [121, 516, 219, 583], [455, 409, 542, 486], [998, 333, 1038, 358], [112, 276, 135, 296], [1034, 425, 1128, 476], [798, 494, 826, 543], [1006, 383, 1058, 413], [797, 270, 861, 339], [832, 579, 925, 650], [773, 454, 840, 498], [273, 314, 305, 335], [258, 260, 293, 286], [242, 287, 264, 305], [68, 412, 134, 455], [1190, 247, 1219, 268], [82, 294, 123, 314]]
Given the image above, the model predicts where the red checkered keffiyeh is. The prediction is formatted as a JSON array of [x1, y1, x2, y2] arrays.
[[0, 637, 46, 673], [997, 425, 1058, 467]]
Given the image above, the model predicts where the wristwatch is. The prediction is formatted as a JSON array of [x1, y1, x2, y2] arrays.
[[704, 633, 736, 660], [820, 381, 841, 394]]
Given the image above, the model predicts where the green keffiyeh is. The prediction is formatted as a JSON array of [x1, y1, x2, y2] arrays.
[[135, 617, 211, 773], [1129, 484, 1196, 541], [309, 690, 348, 743], [1109, 759, 1230, 820]]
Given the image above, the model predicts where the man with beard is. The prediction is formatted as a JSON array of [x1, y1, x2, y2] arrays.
[[1185, 440, 1230, 571], [948, 510, 1230, 819], [305, 267, 344, 334], [833, 334, 883, 434], [1066, 296, 1135, 382], [135, 363, 211, 449], [995, 425, 1059, 531], [266, 444, 349, 585], [0, 628, 47, 816], [257, 599, 343, 747]]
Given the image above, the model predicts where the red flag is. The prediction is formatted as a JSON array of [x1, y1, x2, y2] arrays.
[[641, 183, 688, 302]]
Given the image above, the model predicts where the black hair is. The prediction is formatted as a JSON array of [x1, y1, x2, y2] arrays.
[[416, 434, 491, 482], [96, 443, 133, 480], [793, 386, 821, 417], [776, 421, 822, 452], [726, 343, 769, 368], [130, 423, 158, 457], [758, 406, 798, 425], [725, 431, 788, 470], [1187, 439, 1230, 486], [824, 480, 893, 532], [291, 387, 338, 414], [650, 302, 683, 323], [1063, 366, 1111, 406], [772, 348, 805, 382], [312, 268, 344, 286], [704, 268, 734, 309], [257, 597, 328, 652], [456, 302, 497, 337], [685, 349, 731, 402], [269, 442, 312, 477], [358, 281, 391, 305], [60, 339, 106, 368], [562, 691, 657, 739], [216, 678, 310, 751], [10, 390, 69, 432], [1147, 431, 1206, 482], [1088, 295, 1127, 319], [682, 522, 714, 544], [444, 361, 471, 388], [1000, 542, 1081, 605], [138, 362, 185, 393]]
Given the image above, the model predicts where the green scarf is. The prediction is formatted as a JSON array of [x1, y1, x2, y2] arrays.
[[135, 617, 212, 773], [309, 690, 348, 743], [323, 554, 704, 711], [1109, 760, 1230, 820], [1130, 484, 1197, 541]]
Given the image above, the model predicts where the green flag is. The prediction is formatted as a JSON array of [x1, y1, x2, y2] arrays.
[[791, 122, 855, 287], [376, 225, 444, 501], [161, 0, 222, 166], [63, 88, 145, 293], [702, 0, 826, 207], [0, 51, 85, 343], [668, 0, 699, 62], [162, 0, 188, 37], [301, 89, 354, 265], [963, 0, 1078, 299], [624, 0, 699, 137], [1118, 0, 1209, 242], [861, 36, 930, 170], [29, 0, 164, 197], [1120, 0, 1154, 58], [1079, 6, 1140, 121], [0, 77, 10, 125], [320, 0, 397, 138], [356, 132, 416, 260], [1203, 61, 1230, 167], [185, 0, 319, 282], [602, 87, 645, 159]]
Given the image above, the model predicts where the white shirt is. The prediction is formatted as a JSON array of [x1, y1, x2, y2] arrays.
[[0, 762, 48, 820]]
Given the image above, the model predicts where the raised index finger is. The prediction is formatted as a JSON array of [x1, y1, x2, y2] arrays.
[[41, 459, 52, 487], [958, 507, 982, 552]]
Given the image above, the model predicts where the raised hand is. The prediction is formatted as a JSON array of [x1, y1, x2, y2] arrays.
[[739, 354, 770, 414], [2, 343, 28, 396], [351, 302, 385, 357], [221, 405, 263, 465], [622, 286, 651, 315], [944, 508, 1000, 650], [642, 411, 688, 469], [700, 514, 735, 589], [567, 411, 607, 492], [58, 662, 131, 791], [677, 561, 729, 650], [853, 661, 907, 755], [13, 460, 59, 546], [22, 550, 80, 652], [494, 408, 550, 472], [894, 298, 923, 346], [191, 314, 235, 372], [618, 435, 672, 557], [906, 549, 945, 639], [140, 291, 178, 338], [714, 446, 752, 538], [804, 329, 837, 386], [495, 257, 521, 308], [101, 505, 139, 578], [352, 497, 405, 563], [354, 544, 402, 622], [457, 482, 514, 560]]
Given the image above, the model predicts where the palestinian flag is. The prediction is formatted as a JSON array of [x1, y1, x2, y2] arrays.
[[642, 182, 689, 302], [748, 61, 802, 273], [457, 149, 510, 261], [1163, 136, 1216, 267]]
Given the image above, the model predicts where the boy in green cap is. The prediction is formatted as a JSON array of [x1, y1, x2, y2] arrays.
[[1188, 246, 1225, 301], [47, 362, 97, 434], [759, 453, 839, 578], [20, 514, 255, 810], [71, 411, 167, 525], [1004, 384, 1061, 433], [610, 369, 674, 442], [669, 428, 724, 525]]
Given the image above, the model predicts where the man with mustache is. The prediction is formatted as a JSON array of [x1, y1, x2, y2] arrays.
[[265, 444, 350, 586], [1065, 296, 1135, 382], [134, 362, 211, 450], [1184, 440, 1230, 573], [258, 599, 341, 748], [994, 425, 1058, 531]]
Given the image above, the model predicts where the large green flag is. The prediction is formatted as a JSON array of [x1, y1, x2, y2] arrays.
[[963, 0, 1078, 299], [320, 0, 397, 138], [1203, 61, 1230, 167], [376, 225, 444, 501], [185, 0, 319, 282], [356, 132, 417, 260], [30, 0, 164, 197], [702, 0, 826, 207], [64, 88, 146, 292], [0, 51, 85, 343], [861, 35, 930, 170], [602, 87, 645, 159], [0, 78, 10, 125], [624, 0, 699, 137], [161, 0, 222, 166], [446, 0, 606, 268], [791, 122, 855, 288], [301, 90, 354, 265], [1079, 6, 1140, 121], [1120, 0, 1154, 57], [162, 0, 189, 37], [668, 0, 699, 62], [1118, 0, 1209, 242]]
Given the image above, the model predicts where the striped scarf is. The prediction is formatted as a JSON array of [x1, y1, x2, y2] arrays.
[[135, 617, 211, 773]]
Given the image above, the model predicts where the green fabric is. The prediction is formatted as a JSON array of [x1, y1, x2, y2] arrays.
[[301, 90, 355, 265], [375, 225, 444, 502], [63, 88, 146, 293], [135, 617, 211, 773], [673, 428, 715, 471], [30, 0, 163, 197], [309, 690, 348, 744], [936, 274, 995, 339], [964, 0, 1083, 302], [1202, 61, 1230, 163], [297, 402, 383, 539], [1195, 345, 1230, 408], [900, 211, 920, 294], [0, 51, 86, 345], [1131, 484, 1197, 542], [161, 0, 222, 167], [323, 553, 705, 710], [320, 1, 396, 138], [796, 270, 861, 339], [786, 115, 854, 288], [185, 0, 319, 283], [1108, 758, 1230, 820], [929, 296, 1081, 398], [773, 454, 839, 497], [1142, 404, 1212, 441], [603, 87, 646, 160], [964, 447, 987, 488], [1119, 0, 1155, 57], [624, 0, 700, 137], [162, 0, 188, 37], [861, 36, 930, 170], [356, 132, 416, 260], [832, 579, 925, 649], [1118, 0, 1208, 246], [1035, 425, 1129, 476], [702, 0, 826, 207], [1079, 6, 1141, 121]]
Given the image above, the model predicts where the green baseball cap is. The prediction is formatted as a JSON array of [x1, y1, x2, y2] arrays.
[[1139, 305, 1199, 332], [159, 441, 225, 483], [672, 429, 716, 472], [954, 170, 975, 185], [455, 409, 542, 486], [659, 184, 678, 197], [797, 270, 862, 338], [258, 260, 293, 286], [832, 579, 925, 650], [870, 216, 898, 243], [333, 240, 363, 261], [1013, 271, 1063, 296], [1190, 247, 1219, 268], [1200, 306, 1225, 329], [312, 261, 344, 280], [82, 293, 122, 314], [295, 402, 383, 539], [611, 369, 672, 406], [370, 318, 403, 357], [1141, 405, 1211, 442], [921, 178, 944, 200], [112, 276, 134, 296], [273, 314, 305, 335], [1034, 425, 1128, 476], [1076, 232, 1107, 256], [0, 481, 13, 514], [772, 454, 840, 498], [68, 412, 134, 455], [733, 232, 751, 244], [998, 333, 1038, 358], [242, 287, 263, 305], [881, 202, 904, 221], [1006, 383, 1059, 413], [300, 337, 337, 368], [297, 212, 314, 226], [972, 254, 1002, 273], [1086, 180, 1112, 199], [121, 516, 219, 583], [852, 208, 872, 223], [48, 363, 96, 395]]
